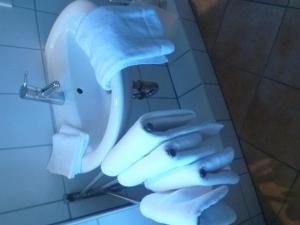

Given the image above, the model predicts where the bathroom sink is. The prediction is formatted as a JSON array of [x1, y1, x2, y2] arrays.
[[45, 0, 131, 173]]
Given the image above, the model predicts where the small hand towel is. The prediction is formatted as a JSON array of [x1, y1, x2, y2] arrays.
[[47, 125, 89, 179]]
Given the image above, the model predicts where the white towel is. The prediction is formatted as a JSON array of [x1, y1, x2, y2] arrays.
[[145, 148, 239, 192], [47, 125, 89, 179], [75, 6, 175, 91], [117, 131, 221, 187], [140, 186, 230, 225], [101, 109, 223, 176]]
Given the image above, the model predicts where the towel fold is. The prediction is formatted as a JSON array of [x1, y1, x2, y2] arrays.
[[140, 186, 230, 225], [117, 131, 221, 187], [47, 125, 89, 179], [145, 148, 239, 192], [101, 109, 224, 176], [75, 5, 175, 91]]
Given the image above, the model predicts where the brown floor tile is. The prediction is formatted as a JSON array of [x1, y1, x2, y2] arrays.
[[241, 79, 300, 169], [214, 60, 260, 132], [213, 0, 284, 74], [253, 0, 288, 5], [276, 175, 300, 225], [242, 142, 298, 224], [190, 0, 228, 52], [289, 0, 300, 8], [265, 9, 300, 89]]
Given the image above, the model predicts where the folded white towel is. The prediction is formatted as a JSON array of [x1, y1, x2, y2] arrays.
[[47, 125, 89, 179], [145, 148, 239, 192], [117, 128, 223, 186], [140, 186, 231, 225], [75, 6, 175, 91], [101, 109, 223, 176]]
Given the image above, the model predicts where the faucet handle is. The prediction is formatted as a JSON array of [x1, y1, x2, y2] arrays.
[[23, 71, 28, 87]]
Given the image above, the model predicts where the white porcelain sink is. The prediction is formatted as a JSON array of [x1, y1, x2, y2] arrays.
[[45, 0, 131, 173]]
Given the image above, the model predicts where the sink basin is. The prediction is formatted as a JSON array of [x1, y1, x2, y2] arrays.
[[45, 0, 131, 173]]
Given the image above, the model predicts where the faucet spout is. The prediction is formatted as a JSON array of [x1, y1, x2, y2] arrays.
[[19, 72, 65, 105]]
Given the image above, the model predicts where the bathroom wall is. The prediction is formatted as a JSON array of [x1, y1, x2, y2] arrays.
[[0, 0, 263, 225]]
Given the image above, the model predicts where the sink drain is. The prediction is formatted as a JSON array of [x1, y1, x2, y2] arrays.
[[77, 88, 83, 94]]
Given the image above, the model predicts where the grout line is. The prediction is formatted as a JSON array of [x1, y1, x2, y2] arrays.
[[0, 143, 52, 151], [177, 82, 219, 99], [148, 96, 177, 100], [10, 3, 59, 16], [237, 212, 264, 225], [240, 138, 298, 171], [168, 49, 191, 65], [242, 0, 288, 8], [239, 2, 289, 132], [0, 199, 64, 216], [0, 43, 40, 51], [0, 93, 19, 95], [165, 63, 181, 109], [210, 0, 230, 55], [212, 56, 300, 92], [271, 171, 299, 224]]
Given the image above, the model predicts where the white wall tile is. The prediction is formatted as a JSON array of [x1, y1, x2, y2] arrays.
[[169, 51, 202, 96], [35, 0, 73, 14], [13, 0, 34, 9], [224, 185, 250, 224], [232, 158, 248, 175], [126, 99, 149, 130], [175, 0, 195, 21], [205, 85, 230, 120], [251, 214, 266, 225], [0, 201, 69, 225], [167, 19, 190, 63], [179, 86, 214, 122], [193, 50, 217, 83], [221, 121, 243, 158], [126, 185, 152, 202], [0, 146, 65, 212], [0, 46, 45, 93], [37, 12, 57, 49], [0, 7, 39, 48], [69, 194, 128, 219], [240, 174, 261, 217], [0, 95, 53, 148], [148, 98, 179, 111], [139, 65, 175, 98], [78, 220, 99, 225], [98, 205, 159, 225], [181, 20, 205, 51], [64, 168, 105, 194]]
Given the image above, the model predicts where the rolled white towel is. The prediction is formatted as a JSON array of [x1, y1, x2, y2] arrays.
[[101, 109, 223, 176], [75, 6, 175, 91], [145, 147, 239, 192], [47, 125, 89, 179], [140, 186, 232, 225], [117, 132, 221, 187]]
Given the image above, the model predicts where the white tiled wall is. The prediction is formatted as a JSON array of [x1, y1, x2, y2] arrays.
[[0, 0, 264, 225]]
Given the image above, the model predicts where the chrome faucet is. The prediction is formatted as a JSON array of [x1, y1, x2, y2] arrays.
[[19, 72, 65, 105]]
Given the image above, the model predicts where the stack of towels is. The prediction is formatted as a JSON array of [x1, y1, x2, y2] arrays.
[[101, 109, 239, 225]]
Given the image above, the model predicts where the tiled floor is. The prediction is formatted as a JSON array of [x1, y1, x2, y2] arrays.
[[0, 0, 266, 224], [191, 0, 300, 224]]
